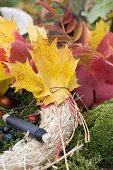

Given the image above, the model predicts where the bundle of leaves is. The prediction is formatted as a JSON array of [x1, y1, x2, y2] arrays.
[[34, 0, 113, 109]]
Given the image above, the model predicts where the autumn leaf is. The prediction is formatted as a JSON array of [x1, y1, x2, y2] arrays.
[[74, 56, 113, 108], [35, 0, 62, 22], [0, 62, 13, 96], [82, 0, 113, 23], [27, 24, 79, 86], [9, 40, 32, 63], [27, 23, 79, 105], [88, 20, 110, 50], [0, 17, 31, 58], [0, 17, 19, 55], [0, 48, 8, 67], [74, 64, 95, 107], [4, 21, 79, 106], [74, 28, 113, 108], [0, 16, 19, 44], [82, 23, 89, 47], [6, 59, 50, 97], [63, 0, 71, 19], [97, 32, 113, 58]]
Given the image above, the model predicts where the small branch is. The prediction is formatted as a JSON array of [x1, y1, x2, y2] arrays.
[[40, 144, 83, 170], [13, 105, 39, 110], [58, 3, 86, 22], [78, 0, 86, 16], [76, 93, 88, 111]]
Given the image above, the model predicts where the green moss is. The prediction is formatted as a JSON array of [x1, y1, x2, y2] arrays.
[[13, 90, 40, 116], [83, 99, 113, 165], [48, 154, 101, 170]]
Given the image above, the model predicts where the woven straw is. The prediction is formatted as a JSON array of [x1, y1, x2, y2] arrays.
[[0, 101, 80, 169]]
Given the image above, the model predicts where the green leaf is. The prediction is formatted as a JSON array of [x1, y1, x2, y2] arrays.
[[82, 0, 113, 23]]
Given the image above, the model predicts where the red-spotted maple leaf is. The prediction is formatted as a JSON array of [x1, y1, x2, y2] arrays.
[[0, 48, 7, 66]]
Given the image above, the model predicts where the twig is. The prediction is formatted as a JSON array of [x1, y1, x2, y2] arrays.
[[78, 0, 86, 16], [40, 144, 83, 170], [13, 104, 39, 110], [58, 3, 86, 22], [76, 93, 88, 111]]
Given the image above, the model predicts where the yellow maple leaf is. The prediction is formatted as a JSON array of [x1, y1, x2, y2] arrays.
[[27, 23, 79, 105], [0, 17, 19, 56], [6, 59, 51, 97], [88, 19, 110, 49], [0, 62, 13, 96], [4, 21, 79, 106]]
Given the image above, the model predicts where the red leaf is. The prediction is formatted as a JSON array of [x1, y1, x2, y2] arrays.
[[35, 0, 57, 17], [0, 48, 6, 62], [63, 0, 71, 18], [13, 31, 26, 43], [63, 12, 73, 25], [13, 31, 33, 50], [66, 18, 77, 34], [72, 49, 93, 56], [106, 55, 113, 64], [94, 78, 113, 103], [74, 56, 113, 108], [82, 23, 89, 47], [72, 47, 104, 58], [90, 57, 113, 83], [0, 48, 8, 67], [9, 40, 32, 63], [75, 64, 95, 107], [30, 59, 38, 74], [68, 44, 79, 49], [37, 24, 65, 34], [48, 35, 71, 42], [97, 32, 113, 58], [74, 22, 82, 42]]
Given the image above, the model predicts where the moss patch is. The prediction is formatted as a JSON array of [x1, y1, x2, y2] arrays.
[[82, 99, 113, 166]]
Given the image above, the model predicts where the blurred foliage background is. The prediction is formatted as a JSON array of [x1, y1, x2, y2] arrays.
[[0, 0, 82, 13], [0, 0, 83, 25]]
